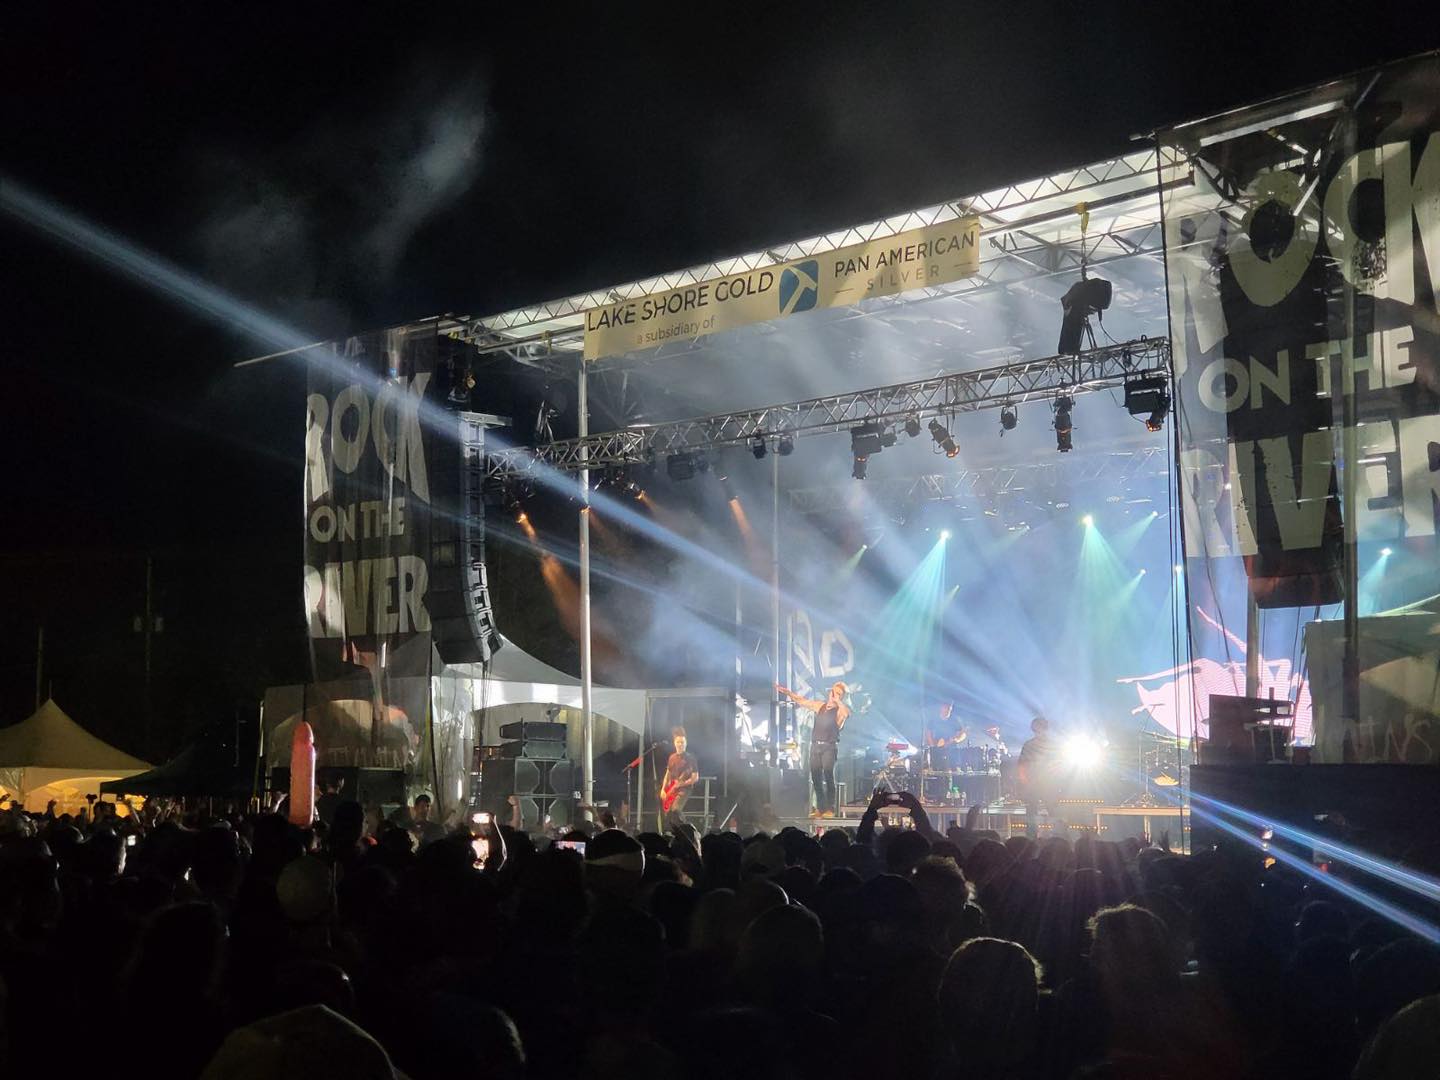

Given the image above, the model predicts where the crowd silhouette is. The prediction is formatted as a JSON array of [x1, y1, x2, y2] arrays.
[[1, 787, 1437, 1079]]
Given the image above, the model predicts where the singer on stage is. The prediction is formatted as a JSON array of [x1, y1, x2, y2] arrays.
[[776, 681, 849, 818]]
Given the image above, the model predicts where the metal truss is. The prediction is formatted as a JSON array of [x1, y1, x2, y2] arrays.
[[485, 337, 1170, 479], [786, 445, 1171, 514], [446, 147, 1185, 359]]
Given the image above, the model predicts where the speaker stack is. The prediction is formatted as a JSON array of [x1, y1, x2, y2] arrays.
[[429, 412, 504, 664], [480, 720, 575, 829]]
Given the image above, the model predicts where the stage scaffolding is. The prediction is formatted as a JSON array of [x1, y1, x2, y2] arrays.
[[482, 337, 1171, 478]]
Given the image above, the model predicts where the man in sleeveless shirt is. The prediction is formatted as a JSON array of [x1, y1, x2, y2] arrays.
[[776, 681, 849, 817]]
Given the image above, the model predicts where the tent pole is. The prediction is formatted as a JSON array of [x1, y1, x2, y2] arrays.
[[578, 357, 595, 808]]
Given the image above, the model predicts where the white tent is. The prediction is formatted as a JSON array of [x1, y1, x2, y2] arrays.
[[0, 699, 151, 813], [448, 635, 650, 735]]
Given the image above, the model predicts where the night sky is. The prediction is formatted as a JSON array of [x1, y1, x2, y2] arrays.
[[3, 3, 1436, 756]]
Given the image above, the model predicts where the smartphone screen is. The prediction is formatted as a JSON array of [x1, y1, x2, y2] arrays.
[[555, 840, 586, 855], [884, 793, 906, 805], [125, 834, 138, 848], [470, 838, 490, 865], [471, 811, 492, 825]]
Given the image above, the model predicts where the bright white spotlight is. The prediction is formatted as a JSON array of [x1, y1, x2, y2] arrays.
[[1139, 568, 1148, 576], [1063, 733, 1104, 770], [1380, 547, 1393, 557], [1173, 564, 1183, 574], [1081, 514, 1094, 527], [940, 529, 952, 540]]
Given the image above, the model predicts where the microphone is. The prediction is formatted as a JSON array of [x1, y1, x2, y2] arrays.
[[625, 742, 662, 770]]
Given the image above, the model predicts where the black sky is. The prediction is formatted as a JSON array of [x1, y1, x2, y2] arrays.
[[3, 1, 1437, 748]]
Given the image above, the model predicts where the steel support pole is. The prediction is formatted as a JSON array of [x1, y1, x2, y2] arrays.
[[578, 359, 595, 807], [1244, 589, 1260, 698], [770, 448, 781, 764]]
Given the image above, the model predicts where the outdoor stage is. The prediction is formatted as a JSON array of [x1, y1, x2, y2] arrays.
[[777, 800, 1189, 845]]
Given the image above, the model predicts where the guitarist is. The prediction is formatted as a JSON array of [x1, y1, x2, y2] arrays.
[[659, 726, 700, 828]]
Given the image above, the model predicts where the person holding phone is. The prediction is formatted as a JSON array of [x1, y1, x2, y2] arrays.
[[776, 680, 849, 818]]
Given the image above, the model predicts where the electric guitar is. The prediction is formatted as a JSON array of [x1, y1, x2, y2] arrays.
[[660, 771, 697, 813]]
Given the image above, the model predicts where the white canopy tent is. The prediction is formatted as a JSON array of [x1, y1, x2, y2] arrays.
[[448, 635, 649, 735], [0, 699, 151, 813]]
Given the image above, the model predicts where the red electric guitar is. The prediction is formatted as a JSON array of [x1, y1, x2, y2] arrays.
[[660, 771, 697, 813]]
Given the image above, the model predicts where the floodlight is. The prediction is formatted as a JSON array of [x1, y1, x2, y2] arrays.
[[851, 422, 896, 458], [1063, 733, 1104, 770], [1053, 394, 1074, 452], [928, 418, 959, 458], [1058, 276, 1112, 354]]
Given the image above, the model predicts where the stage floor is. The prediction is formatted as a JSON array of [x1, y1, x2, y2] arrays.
[[779, 800, 1188, 844]]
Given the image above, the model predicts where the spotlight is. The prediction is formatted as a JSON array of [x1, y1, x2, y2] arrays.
[[1380, 546, 1393, 556], [1125, 374, 1171, 432], [939, 529, 952, 540], [851, 422, 896, 458], [1081, 514, 1094, 527], [852, 455, 869, 480], [1063, 733, 1104, 770], [1053, 394, 1073, 453], [904, 415, 922, 439], [750, 435, 767, 459], [776, 435, 795, 456], [927, 418, 959, 458], [999, 406, 1018, 433], [624, 479, 644, 499], [1058, 276, 1112, 354], [666, 453, 696, 481]]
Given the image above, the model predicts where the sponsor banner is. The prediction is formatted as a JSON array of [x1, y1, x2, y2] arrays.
[[583, 216, 981, 360]]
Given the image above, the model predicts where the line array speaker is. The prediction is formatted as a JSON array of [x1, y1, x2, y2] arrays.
[[429, 413, 503, 664]]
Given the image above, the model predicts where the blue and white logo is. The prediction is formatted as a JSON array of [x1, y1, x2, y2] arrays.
[[778, 260, 819, 316]]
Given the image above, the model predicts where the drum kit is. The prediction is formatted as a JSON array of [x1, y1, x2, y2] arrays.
[[872, 731, 1009, 804]]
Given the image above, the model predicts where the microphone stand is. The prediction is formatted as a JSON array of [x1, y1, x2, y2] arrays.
[[624, 742, 661, 831]]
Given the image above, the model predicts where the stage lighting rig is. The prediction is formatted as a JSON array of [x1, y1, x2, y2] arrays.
[[776, 434, 795, 456], [928, 418, 959, 458], [852, 454, 869, 480], [1124, 374, 1170, 431], [904, 415, 922, 439], [750, 435, 767, 459], [999, 405, 1018, 434], [851, 422, 896, 458], [1058, 276, 1112, 354], [1053, 394, 1074, 453]]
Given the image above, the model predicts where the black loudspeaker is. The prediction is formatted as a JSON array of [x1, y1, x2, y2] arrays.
[[493, 738, 567, 760], [512, 795, 576, 830], [499, 721, 567, 741], [480, 758, 574, 819], [429, 413, 503, 664]]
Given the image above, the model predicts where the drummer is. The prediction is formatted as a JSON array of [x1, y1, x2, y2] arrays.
[[927, 701, 968, 747]]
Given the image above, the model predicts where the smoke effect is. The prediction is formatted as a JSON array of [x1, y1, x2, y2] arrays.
[[192, 69, 489, 331]]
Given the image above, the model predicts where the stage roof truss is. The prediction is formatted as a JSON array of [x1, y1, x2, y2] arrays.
[[786, 445, 1171, 515], [443, 146, 1187, 372], [484, 337, 1170, 478]]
